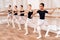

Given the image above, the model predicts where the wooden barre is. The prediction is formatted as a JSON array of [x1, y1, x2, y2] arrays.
[[45, 7, 60, 10], [58, 8, 60, 9], [45, 8, 57, 10]]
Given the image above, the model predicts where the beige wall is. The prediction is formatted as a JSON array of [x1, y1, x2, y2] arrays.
[[0, 0, 23, 10], [27, 0, 39, 9], [27, 0, 60, 9], [0, 0, 60, 10]]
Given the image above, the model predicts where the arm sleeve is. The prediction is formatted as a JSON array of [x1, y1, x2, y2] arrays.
[[45, 10, 48, 13], [37, 10, 39, 13]]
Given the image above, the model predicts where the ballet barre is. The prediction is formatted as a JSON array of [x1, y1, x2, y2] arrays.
[[44, 8, 57, 10], [45, 14, 60, 37], [58, 8, 60, 9]]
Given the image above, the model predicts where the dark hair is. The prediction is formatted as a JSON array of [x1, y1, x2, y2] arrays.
[[9, 5, 11, 7], [20, 5, 23, 7], [15, 5, 17, 8], [28, 4, 32, 7], [40, 3, 44, 7]]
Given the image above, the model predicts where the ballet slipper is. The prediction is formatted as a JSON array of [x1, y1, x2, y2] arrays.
[[24, 27, 28, 35], [37, 36, 42, 39], [33, 28, 38, 33], [24, 29, 28, 35], [55, 35, 59, 38], [45, 35, 50, 37], [17, 23, 21, 30], [24, 32, 28, 35], [12, 22, 15, 28], [55, 35, 60, 38], [37, 30, 42, 39], [24, 28, 28, 35], [45, 28, 50, 37], [33, 31, 36, 33], [18, 28, 21, 30]]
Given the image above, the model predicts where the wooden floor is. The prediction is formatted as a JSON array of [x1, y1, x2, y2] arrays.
[[0, 13, 60, 40], [0, 24, 60, 40]]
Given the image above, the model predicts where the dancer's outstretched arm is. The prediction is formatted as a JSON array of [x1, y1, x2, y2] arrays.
[[45, 8, 56, 14], [32, 9, 38, 17]]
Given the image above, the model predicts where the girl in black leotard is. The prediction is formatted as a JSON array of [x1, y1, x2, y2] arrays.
[[20, 10, 24, 16], [12, 5, 21, 30], [33, 3, 56, 39], [8, 5, 12, 14], [20, 5, 24, 16], [12, 5, 18, 28], [24, 4, 33, 35], [8, 5, 12, 17], [19, 5, 25, 24], [7, 5, 12, 27], [28, 10, 33, 19], [13, 6, 18, 15]]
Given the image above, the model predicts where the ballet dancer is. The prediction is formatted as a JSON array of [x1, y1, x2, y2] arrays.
[[17, 5, 25, 30], [12, 5, 21, 30], [24, 4, 33, 35], [33, 3, 56, 39], [7, 5, 12, 27], [19, 5, 25, 24]]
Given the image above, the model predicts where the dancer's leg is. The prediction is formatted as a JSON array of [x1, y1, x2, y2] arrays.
[[45, 28, 50, 37], [7, 14, 11, 27], [37, 26, 42, 39], [45, 20, 50, 37], [24, 18, 29, 35], [7, 14, 12, 27], [37, 19, 42, 39], [18, 16, 21, 30], [12, 16, 15, 28], [33, 25, 37, 33], [55, 31, 60, 37]]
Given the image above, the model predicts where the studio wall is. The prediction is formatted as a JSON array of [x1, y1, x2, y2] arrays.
[[0, 0, 60, 11]]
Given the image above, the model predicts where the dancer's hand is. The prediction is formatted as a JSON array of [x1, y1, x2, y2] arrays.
[[48, 8, 56, 14]]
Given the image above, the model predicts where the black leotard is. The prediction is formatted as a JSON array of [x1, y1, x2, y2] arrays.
[[37, 10, 48, 19], [20, 10, 24, 16], [14, 11, 18, 15], [28, 10, 33, 19], [8, 10, 12, 14]]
